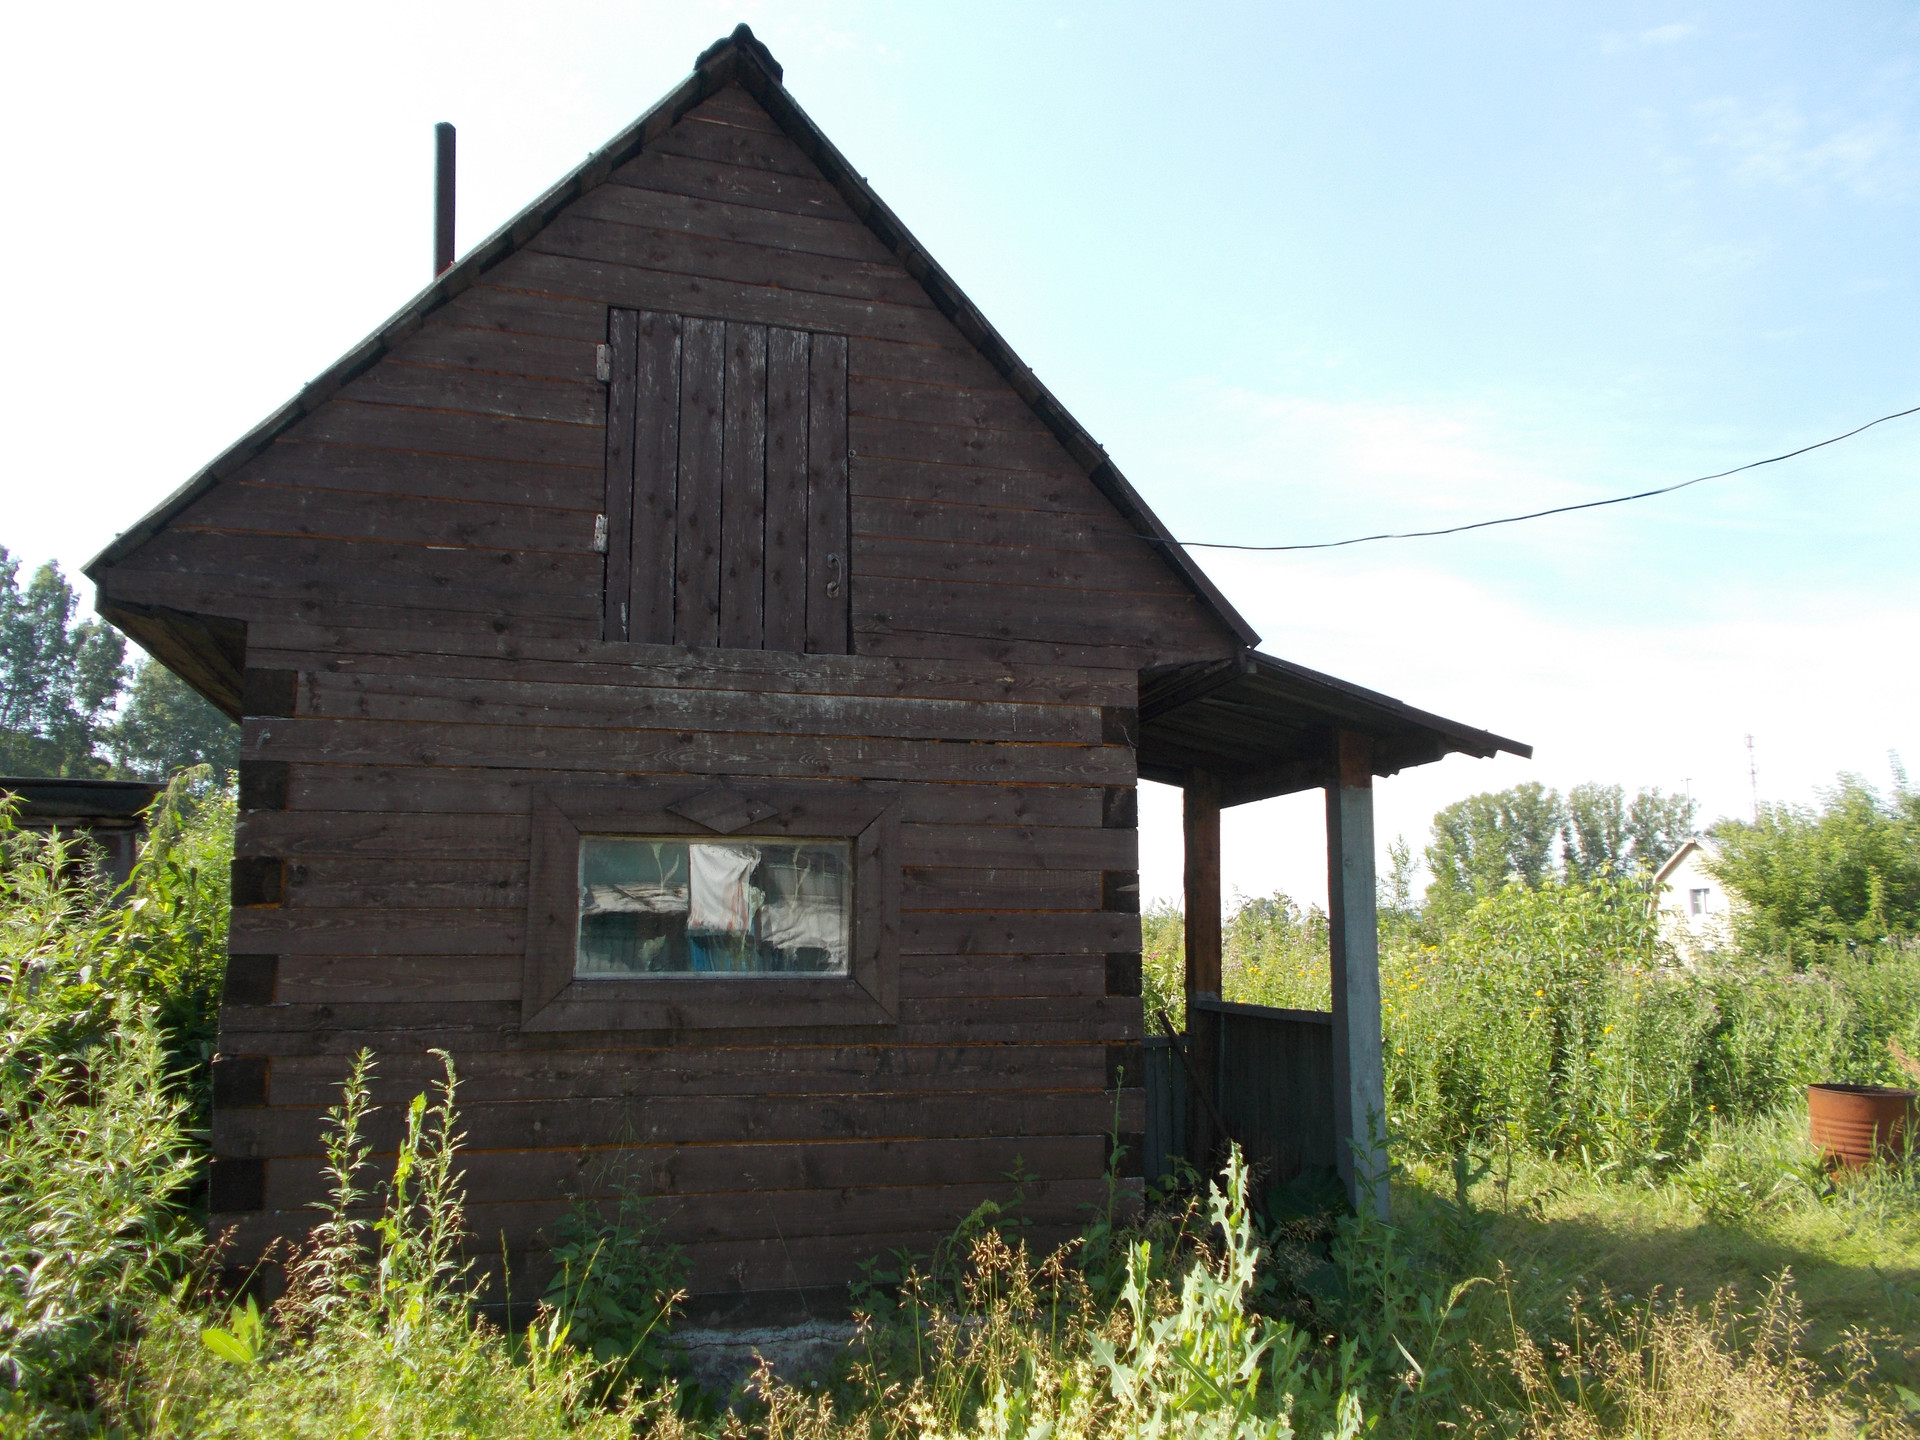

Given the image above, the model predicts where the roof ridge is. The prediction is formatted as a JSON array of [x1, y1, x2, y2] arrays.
[[85, 28, 1258, 648]]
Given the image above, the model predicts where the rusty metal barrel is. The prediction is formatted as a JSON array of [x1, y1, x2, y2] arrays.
[[1808, 1083, 1919, 1166]]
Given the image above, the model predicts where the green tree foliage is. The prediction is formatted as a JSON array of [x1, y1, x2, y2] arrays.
[[1426, 781, 1696, 907], [0, 549, 125, 777], [108, 659, 241, 784], [1709, 768, 1920, 955]]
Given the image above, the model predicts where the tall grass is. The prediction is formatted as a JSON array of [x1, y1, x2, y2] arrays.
[[1149, 879, 1920, 1174]]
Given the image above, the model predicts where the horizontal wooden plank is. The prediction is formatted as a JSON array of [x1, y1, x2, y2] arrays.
[[299, 669, 1102, 744], [260, 1044, 1108, 1107], [899, 954, 1105, 1000], [439, 284, 609, 344], [215, 1086, 1134, 1157], [606, 144, 858, 221], [286, 856, 524, 908], [242, 630, 1135, 705], [339, 360, 607, 427], [384, 324, 601, 384], [858, 576, 1219, 651], [493, 249, 951, 348], [901, 868, 1101, 911], [234, 440, 596, 511], [259, 1135, 1106, 1214], [243, 810, 1134, 870], [851, 454, 1113, 517], [849, 373, 1046, 432], [529, 213, 928, 309], [102, 570, 594, 644], [853, 527, 1192, 595], [281, 854, 1103, 912], [175, 481, 592, 555], [267, 765, 1107, 827], [217, 1002, 1146, 1055], [108, 534, 599, 621], [229, 917, 522, 961], [292, 396, 602, 468], [651, 108, 825, 180], [569, 179, 886, 263], [851, 415, 1076, 474], [238, 810, 528, 860], [241, 718, 1130, 787], [901, 913, 1140, 957]]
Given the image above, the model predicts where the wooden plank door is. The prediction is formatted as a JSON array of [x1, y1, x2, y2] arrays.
[[602, 308, 849, 654]]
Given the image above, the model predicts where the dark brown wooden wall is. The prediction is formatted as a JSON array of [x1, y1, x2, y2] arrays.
[[100, 81, 1241, 1304]]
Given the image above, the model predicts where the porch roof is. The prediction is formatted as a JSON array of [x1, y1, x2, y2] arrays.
[[1137, 649, 1530, 806]]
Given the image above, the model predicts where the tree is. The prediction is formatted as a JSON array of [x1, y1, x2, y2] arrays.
[[1561, 782, 1627, 881], [1709, 768, 1920, 955], [1426, 781, 1564, 905], [0, 549, 125, 777], [1562, 783, 1696, 879], [1626, 788, 1696, 873], [1428, 780, 1700, 906], [107, 659, 240, 784]]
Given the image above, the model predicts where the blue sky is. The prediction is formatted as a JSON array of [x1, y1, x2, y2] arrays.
[[5, 2, 1916, 905]]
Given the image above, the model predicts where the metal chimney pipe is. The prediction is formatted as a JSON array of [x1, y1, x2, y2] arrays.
[[433, 122, 456, 276]]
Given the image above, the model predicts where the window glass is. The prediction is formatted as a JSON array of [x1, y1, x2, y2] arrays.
[[576, 836, 851, 977]]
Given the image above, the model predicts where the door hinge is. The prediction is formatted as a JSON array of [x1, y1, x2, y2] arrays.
[[595, 343, 612, 383], [592, 514, 608, 553]]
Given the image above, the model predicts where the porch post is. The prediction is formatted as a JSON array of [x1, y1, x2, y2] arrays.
[[1326, 731, 1387, 1218], [1182, 769, 1222, 1175]]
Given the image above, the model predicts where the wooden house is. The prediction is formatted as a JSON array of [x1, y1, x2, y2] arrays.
[[86, 27, 1526, 1320]]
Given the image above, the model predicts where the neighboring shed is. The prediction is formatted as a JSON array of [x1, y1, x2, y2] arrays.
[[86, 27, 1526, 1318], [1653, 837, 1733, 963], [1, 776, 164, 889]]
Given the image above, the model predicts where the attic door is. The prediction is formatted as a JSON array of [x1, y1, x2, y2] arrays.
[[601, 308, 849, 653]]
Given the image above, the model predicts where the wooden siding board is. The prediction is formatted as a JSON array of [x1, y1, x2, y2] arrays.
[[217, 1087, 1135, 1156], [296, 670, 1103, 743], [241, 718, 1129, 786], [629, 310, 683, 644], [806, 332, 849, 653], [241, 630, 1137, 704], [175, 483, 591, 555], [600, 307, 639, 642], [568, 183, 887, 264], [237, 442, 596, 510], [262, 1044, 1108, 1107], [339, 361, 605, 427], [673, 317, 726, 646], [763, 327, 810, 652], [500, 250, 949, 347], [719, 321, 769, 648], [271, 766, 1110, 828], [529, 214, 928, 308]]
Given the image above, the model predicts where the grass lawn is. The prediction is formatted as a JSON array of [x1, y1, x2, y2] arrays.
[[1397, 1112, 1920, 1411]]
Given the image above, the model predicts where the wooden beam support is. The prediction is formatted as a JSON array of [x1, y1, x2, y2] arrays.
[[1326, 730, 1387, 1218], [1183, 768, 1222, 1176]]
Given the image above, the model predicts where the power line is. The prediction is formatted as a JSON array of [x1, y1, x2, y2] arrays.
[[1155, 401, 1920, 553]]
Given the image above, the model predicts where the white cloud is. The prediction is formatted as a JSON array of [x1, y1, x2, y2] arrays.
[[1694, 96, 1916, 198], [1640, 23, 1698, 47]]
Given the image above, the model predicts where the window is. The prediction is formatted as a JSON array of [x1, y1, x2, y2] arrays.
[[522, 780, 898, 1032], [577, 836, 851, 977], [1689, 888, 1710, 916]]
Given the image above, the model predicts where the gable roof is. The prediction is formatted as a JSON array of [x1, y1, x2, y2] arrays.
[[1652, 835, 1718, 889], [84, 24, 1257, 651]]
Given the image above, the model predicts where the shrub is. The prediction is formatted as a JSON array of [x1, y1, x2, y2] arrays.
[[128, 1051, 632, 1440]]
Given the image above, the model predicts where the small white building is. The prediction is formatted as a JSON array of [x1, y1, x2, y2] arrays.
[[1652, 837, 1734, 962]]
